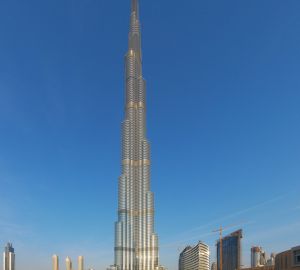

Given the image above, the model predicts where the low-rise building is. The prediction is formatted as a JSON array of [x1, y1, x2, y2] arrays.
[[275, 246, 300, 270], [179, 241, 210, 270]]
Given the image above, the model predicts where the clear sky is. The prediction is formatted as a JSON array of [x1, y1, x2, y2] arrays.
[[0, 0, 300, 270]]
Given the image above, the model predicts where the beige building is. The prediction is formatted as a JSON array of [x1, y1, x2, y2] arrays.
[[275, 246, 300, 270], [78, 256, 84, 270], [52, 255, 59, 270], [66, 257, 72, 270]]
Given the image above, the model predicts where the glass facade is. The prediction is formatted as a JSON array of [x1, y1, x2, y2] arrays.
[[216, 230, 242, 270]]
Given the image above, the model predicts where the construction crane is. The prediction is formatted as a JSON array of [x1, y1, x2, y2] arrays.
[[213, 224, 244, 270], [213, 226, 224, 270]]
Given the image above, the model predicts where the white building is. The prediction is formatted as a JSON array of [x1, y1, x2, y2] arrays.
[[179, 241, 210, 270]]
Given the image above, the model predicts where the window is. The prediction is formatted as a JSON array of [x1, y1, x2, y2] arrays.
[[294, 249, 300, 265]]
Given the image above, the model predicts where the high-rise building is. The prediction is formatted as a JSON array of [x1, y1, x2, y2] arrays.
[[250, 246, 276, 268], [66, 257, 72, 270], [251, 247, 266, 267], [78, 256, 84, 270], [113, 1, 160, 270], [216, 229, 243, 270], [3, 243, 15, 270], [179, 242, 210, 270], [52, 255, 59, 270]]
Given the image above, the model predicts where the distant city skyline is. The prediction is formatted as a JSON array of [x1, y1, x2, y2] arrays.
[[0, 0, 300, 270]]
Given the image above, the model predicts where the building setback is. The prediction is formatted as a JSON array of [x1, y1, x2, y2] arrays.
[[113, 0, 160, 270], [3, 243, 15, 270], [179, 242, 210, 270], [217, 229, 243, 270]]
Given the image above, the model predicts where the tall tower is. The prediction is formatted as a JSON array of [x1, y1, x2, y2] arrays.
[[78, 256, 84, 270], [3, 243, 15, 270], [114, 1, 159, 270], [52, 255, 59, 270]]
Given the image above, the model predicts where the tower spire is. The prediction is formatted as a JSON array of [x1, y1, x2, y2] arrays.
[[131, 0, 138, 16], [129, 0, 141, 57]]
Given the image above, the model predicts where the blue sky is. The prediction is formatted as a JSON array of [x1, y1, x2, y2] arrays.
[[0, 0, 300, 269]]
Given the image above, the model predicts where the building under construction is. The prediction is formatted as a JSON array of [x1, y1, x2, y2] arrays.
[[216, 229, 243, 270]]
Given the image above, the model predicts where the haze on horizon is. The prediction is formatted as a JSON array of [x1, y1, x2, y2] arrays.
[[0, 0, 299, 270]]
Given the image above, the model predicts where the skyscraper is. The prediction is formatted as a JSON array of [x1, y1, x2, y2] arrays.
[[251, 247, 267, 267], [3, 243, 15, 270], [113, 1, 159, 270], [78, 256, 84, 270], [216, 230, 242, 270], [52, 255, 59, 270], [179, 242, 210, 270], [66, 257, 72, 270]]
